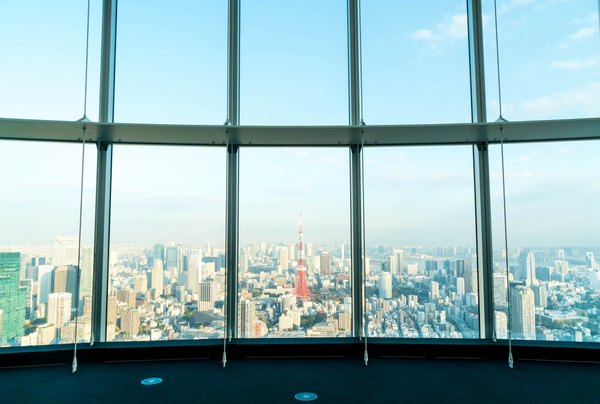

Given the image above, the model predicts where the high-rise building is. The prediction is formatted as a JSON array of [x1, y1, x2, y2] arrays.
[[554, 260, 569, 275], [151, 260, 164, 294], [493, 274, 507, 304], [37, 265, 55, 306], [456, 277, 465, 295], [53, 265, 77, 307], [52, 236, 78, 266], [393, 249, 404, 274], [187, 251, 202, 294], [19, 279, 33, 319], [495, 311, 508, 339], [518, 251, 537, 286], [459, 260, 476, 293], [430, 281, 439, 300], [166, 246, 180, 275], [47, 292, 72, 330], [364, 256, 370, 277], [531, 284, 547, 308], [0, 253, 27, 343], [511, 285, 536, 340], [279, 248, 289, 271], [237, 299, 255, 338], [198, 282, 216, 311], [106, 295, 117, 327], [320, 252, 330, 276], [388, 255, 397, 274], [80, 247, 94, 300], [338, 312, 351, 332], [153, 243, 165, 265], [379, 272, 392, 299], [121, 309, 139, 338], [240, 250, 249, 273]]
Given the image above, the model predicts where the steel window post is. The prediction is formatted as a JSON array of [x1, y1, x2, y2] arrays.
[[347, 0, 362, 126], [91, 0, 117, 343], [468, 0, 495, 339], [350, 145, 364, 337], [227, 0, 241, 126]]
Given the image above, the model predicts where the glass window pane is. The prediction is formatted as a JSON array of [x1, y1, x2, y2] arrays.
[[491, 140, 600, 342], [0, 140, 97, 347], [239, 148, 351, 338], [364, 146, 478, 339], [109, 146, 226, 342], [361, 0, 472, 124], [0, 1, 102, 121], [484, 0, 600, 121], [240, 0, 348, 125], [115, 1, 227, 124]]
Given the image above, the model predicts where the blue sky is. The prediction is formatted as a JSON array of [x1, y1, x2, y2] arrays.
[[0, 1, 599, 248]]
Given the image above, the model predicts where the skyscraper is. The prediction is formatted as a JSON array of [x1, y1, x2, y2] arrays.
[[393, 249, 404, 274], [121, 309, 140, 338], [52, 236, 78, 266], [187, 251, 202, 294], [166, 246, 180, 274], [430, 281, 439, 300], [459, 260, 476, 293], [511, 285, 536, 340], [151, 260, 164, 294], [379, 272, 392, 299], [36, 265, 54, 306], [518, 251, 537, 286], [240, 250, 249, 273], [279, 248, 289, 271], [321, 252, 330, 276], [53, 265, 78, 308], [47, 292, 72, 331], [198, 282, 216, 311], [237, 299, 255, 338], [493, 274, 507, 304], [388, 255, 397, 274], [80, 247, 94, 300], [153, 243, 165, 265], [0, 253, 27, 343]]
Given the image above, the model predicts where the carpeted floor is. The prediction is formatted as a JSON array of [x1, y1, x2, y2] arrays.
[[1, 357, 599, 403]]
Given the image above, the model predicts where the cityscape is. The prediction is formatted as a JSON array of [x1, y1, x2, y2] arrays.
[[3, 219, 600, 345]]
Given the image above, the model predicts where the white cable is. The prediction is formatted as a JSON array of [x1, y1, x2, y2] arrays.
[[500, 126, 513, 369], [493, 0, 505, 122], [223, 132, 230, 368], [73, 0, 92, 373]]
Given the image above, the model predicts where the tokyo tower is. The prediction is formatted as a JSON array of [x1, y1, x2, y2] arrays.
[[293, 213, 312, 301]]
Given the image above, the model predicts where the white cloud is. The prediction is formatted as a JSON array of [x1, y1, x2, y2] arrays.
[[571, 13, 599, 25], [513, 156, 532, 163], [550, 55, 600, 70], [569, 26, 599, 39], [498, 0, 538, 14], [409, 14, 467, 43]]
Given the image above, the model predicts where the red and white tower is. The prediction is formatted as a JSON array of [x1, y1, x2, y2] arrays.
[[293, 213, 311, 301]]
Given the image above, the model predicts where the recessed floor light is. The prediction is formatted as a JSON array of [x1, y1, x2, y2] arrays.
[[295, 392, 317, 401], [141, 378, 163, 385]]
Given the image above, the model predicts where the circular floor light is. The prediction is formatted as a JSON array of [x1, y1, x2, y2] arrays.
[[141, 378, 163, 385], [295, 392, 318, 401]]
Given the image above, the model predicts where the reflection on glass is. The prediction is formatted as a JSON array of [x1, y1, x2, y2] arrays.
[[109, 146, 226, 342], [115, 1, 227, 124], [484, 0, 600, 121], [0, 141, 96, 347], [364, 146, 478, 338], [240, 0, 348, 125], [239, 148, 351, 338], [491, 141, 600, 341], [361, 0, 471, 124]]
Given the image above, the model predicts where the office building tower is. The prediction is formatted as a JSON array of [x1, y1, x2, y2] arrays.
[[531, 284, 547, 308], [554, 260, 569, 275], [288, 245, 295, 262], [240, 250, 249, 273], [495, 311, 508, 339], [279, 248, 289, 271], [511, 285, 536, 340], [53, 265, 77, 307], [19, 279, 33, 319], [121, 309, 140, 338], [426, 259, 436, 273], [83, 297, 92, 317], [430, 281, 439, 300], [187, 251, 202, 294], [37, 265, 53, 307], [338, 312, 351, 332], [80, 247, 94, 300], [388, 255, 397, 275], [106, 295, 117, 326], [456, 277, 465, 295], [52, 236, 78, 266], [364, 256, 370, 276], [320, 252, 330, 276], [393, 249, 404, 274], [379, 272, 392, 299], [0, 253, 27, 343], [166, 246, 180, 274], [458, 260, 476, 293], [153, 243, 165, 265], [518, 251, 537, 286], [198, 282, 216, 311], [237, 299, 255, 338], [493, 274, 507, 304], [151, 260, 164, 294], [306, 243, 313, 257], [48, 292, 72, 330]]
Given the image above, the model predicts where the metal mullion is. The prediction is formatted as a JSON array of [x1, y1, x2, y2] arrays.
[[347, 0, 362, 126], [350, 145, 364, 338], [227, 0, 240, 126], [225, 144, 240, 339], [468, 0, 494, 340], [91, 0, 117, 343]]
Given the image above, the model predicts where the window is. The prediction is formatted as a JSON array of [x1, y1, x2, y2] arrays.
[[238, 147, 351, 337], [109, 146, 226, 342], [0, 140, 96, 346], [364, 146, 478, 338]]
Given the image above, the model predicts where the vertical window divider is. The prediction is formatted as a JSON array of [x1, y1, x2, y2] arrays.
[[468, 0, 495, 340], [91, 0, 117, 345]]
